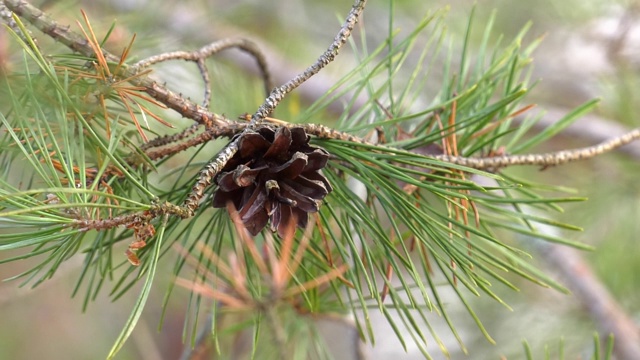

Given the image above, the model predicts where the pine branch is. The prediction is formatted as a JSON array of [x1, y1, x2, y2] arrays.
[[436, 127, 640, 170], [3, 0, 640, 358], [2, 0, 369, 218], [132, 37, 273, 107], [204, 22, 640, 161], [3, 0, 231, 129], [536, 241, 640, 360], [250, 0, 367, 122], [181, 136, 240, 215], [5, 0, 639, 181], [0, 1, 36, 48]]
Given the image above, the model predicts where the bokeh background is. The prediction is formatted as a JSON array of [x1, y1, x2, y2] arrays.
[[0, 0, 639, 359]]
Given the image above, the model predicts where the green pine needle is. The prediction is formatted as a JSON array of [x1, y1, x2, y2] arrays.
[[0, 2, 613, 359]]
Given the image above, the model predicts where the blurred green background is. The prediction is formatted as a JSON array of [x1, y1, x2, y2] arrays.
[[0, 0, 639, 359]]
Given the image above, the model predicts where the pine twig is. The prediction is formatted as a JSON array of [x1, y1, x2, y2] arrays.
[[72, 201, 190, 231], [298, 123, 640, 171], [153, 17, 368, 118], [8, 0, 640, 232], [133, 37, 274, 107], [250, 0, 367, 123], [140, 123, 203, 151], [516, 108, 640, 160], [534, 241, 640, 360], [139, 121, 249, 162], [182, 136, 240, 215], [435, 127, 640, 170], [2, 0, 232, 129], [143, 129, 215, 161], [0, 1, 36, 49]]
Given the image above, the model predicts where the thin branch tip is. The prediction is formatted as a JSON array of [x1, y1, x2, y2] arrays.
[[250, 0, 368, 122]]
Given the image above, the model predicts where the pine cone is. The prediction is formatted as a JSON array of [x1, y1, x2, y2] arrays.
[[212, 126, 332, 237]]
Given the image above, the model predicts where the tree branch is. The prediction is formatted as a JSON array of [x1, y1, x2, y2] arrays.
[[435, 127, 640, 170], [133, 37, 274, 107], [4, 1, 640, 359], [250, 0, 367, 122], [534, 241, 640, 360], [6, 0, 640, 176], [3, 0, 231, 129]]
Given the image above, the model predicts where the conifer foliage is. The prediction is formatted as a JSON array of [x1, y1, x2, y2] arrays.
[[0, 0, 638, 358]]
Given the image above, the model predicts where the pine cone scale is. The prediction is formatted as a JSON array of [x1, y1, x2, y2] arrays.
[[245, 209, 269, 236], [303, 149, 330, 172], [269, 152, 308, 179], [263, 127, 292, 160], [238, 131, 272, 157], [282, 176, 328, 198], [300, 171, 333, 193], [212, 126, 332, 236], [234, 164, 267, 187], [238, 185, 268, 220], [212, 187, 244, 208], [279, 182, 321, 213]]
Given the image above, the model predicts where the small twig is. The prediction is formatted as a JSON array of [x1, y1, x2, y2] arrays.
[[250, 0, 368, 123], [2, 0, 232, 129], [143, 129, 214, 161], [141, 120, 640, 172], [160, 19, 369, 117], [140, 123, 202, 151], [300, 123, 640, 171], [142, 124, 241, 161], [139, 109, 223, 153], [534, 241, 640, 360], [196, 59, 211, 108], [72, 200, 189, 231], [0, 2, 38, 50], [10, 0, 640, 230], [133, 37, 274, 107], [434, 127, 640, 170], [182, 136, 241, 215]]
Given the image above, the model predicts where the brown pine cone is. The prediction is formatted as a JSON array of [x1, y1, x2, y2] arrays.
[[212, 126, 332, 237]]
